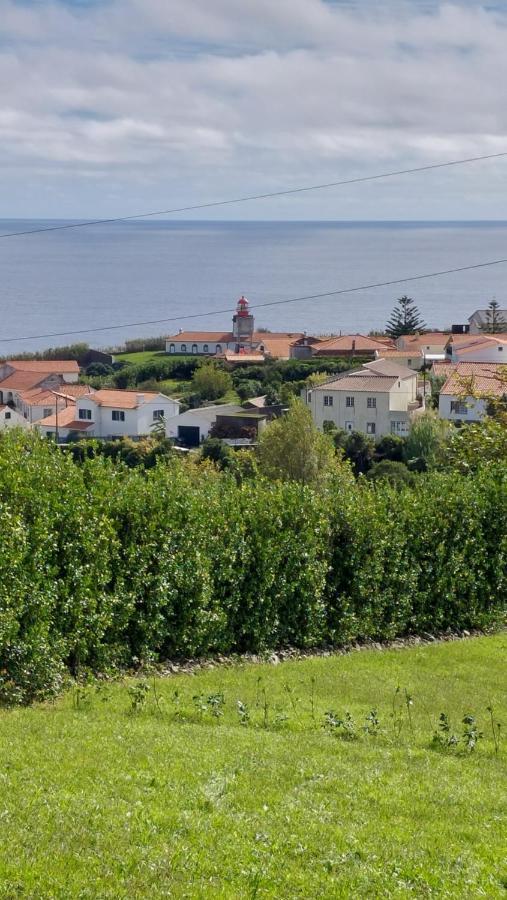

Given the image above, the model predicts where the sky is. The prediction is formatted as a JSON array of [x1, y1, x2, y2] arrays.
[[1, 0, 507, 220]]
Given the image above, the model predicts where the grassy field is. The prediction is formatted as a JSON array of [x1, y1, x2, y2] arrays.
[[0, 635, 505, 898], [114, 350, 168, 364]]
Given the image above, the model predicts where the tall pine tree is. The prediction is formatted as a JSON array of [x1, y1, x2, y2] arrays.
[[385, 295, 426, 338], [480, 299, 507, 334]]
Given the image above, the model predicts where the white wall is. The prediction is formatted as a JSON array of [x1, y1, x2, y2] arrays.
[[0, 408, 30, 430], [166, 340, 232, 355], [439, 394, 488, 422], [75, 395, 180, 438], [310, 375, 417, 438], [452, 344, 507, 364]]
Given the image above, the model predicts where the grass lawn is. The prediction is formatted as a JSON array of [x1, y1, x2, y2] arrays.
[[0, 635, 505, 898], [114, 350, 168, 365]]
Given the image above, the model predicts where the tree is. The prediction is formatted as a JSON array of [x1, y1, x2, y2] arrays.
[[403, 412, 448, 471], [191, 363, 232, 401], [256, 399, 336, 486], [367, 459, 415, 488], [385, 296, 426, 338], [374, 433, 405, 462], [342, 432, 375, 475], [480, 299, 507, 334]]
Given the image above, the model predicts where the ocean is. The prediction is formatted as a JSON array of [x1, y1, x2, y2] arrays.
[[0, 219, 505, 354]]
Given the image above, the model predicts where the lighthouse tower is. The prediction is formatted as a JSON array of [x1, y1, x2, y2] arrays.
[[232, 295, 254, 345]]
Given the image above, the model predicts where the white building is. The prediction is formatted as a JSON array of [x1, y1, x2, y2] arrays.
[[165, 403, 244, 447], [166, 296, 303, 360], [438, 362, 507, 423], [37, 390, 180, 440], [307, 359, 421, 438], [445, 334, 507, 364], [0, 405, 30, 430]]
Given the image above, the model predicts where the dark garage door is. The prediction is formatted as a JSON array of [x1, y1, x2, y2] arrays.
[[178, 425, 201, 447]]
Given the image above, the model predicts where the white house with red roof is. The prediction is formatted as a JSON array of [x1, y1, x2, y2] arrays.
[[37, 389, 180, 440], [0, 360, 81, 422], [445, 334, 507, 364], [438, 362, 507, 423]]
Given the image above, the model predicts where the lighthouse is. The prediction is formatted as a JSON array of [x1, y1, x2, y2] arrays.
[[232, 295, 255, 345]]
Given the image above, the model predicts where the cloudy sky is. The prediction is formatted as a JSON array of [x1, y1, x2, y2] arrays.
[[1, 0, 507, 220]]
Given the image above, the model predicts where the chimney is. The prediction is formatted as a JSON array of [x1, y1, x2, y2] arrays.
[[351, 339, 356, 353]]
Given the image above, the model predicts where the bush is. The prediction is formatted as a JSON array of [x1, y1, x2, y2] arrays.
[[192, 364, 232, 401], [367, 460, 416, 488], [0, 431, 505, 704]]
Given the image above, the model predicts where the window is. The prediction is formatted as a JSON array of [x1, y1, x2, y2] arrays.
[[169, 343, 175, 353], [499, 346, 503, 352], [367, 397, 376, 408], [344, 421, 354, 432], [345, 396, 354, 408], [192, 344, 198, 354], [112, 410, 125, 422], [203, 344, 209, 353], [78, 409, 92, 420], [180, 344, 187, 353], [43, 407, 52, 417], [5, 412, 11, 420], [391, 421, 408, 434], [323, 395, 333, 407], [216, 344, 222, 353], [366, 422, 376, 435], [153, 410, 165, 421], [450, 400, 467, 414]]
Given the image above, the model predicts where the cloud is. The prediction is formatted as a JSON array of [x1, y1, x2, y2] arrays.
[[0, 0, 507, 217]]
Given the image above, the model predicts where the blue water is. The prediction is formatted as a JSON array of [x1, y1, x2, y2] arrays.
[[0, 219, 505, 353]]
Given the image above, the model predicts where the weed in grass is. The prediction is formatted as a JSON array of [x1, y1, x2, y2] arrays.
[[324, 710, 358, 740], [72, 683, 92, 711], [462, 714, 483, 752], [236, 700, 250, 726], [486, 703, 502, 755], [363, 708, 380, 737], [207, 692, 225, 719], [432, 712, 459, 750], [127, 680, 149, 714]]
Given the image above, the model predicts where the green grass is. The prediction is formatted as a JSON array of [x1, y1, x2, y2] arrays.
[[0, 635, 505, 898], [114, 349, 168, 364]]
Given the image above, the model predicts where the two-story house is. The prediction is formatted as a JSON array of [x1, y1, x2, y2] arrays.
[[438, 362, 507, 423], [308, 359, 420, 438], [37, 390, 180, 440]]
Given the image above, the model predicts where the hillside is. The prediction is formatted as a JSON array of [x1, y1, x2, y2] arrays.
[[0, 635, 505, 898]]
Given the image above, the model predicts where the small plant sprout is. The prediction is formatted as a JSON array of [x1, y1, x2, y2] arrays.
[[432, 712, 459, 749], [462, 715, 483, 753], [363, 709, 380, 737], [128, 680, 149, 714], [236, 700, 250, 726], [72, 682, 91, 711], [404, 689, 414, 735], [324, 710, 357, 740], [283, 683, 301, 722], [486, 704, 502, 755], [310, 675, 316, 722], [207, 692, 225, 719]]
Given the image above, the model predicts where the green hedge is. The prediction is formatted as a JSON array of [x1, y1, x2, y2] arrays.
[[0, 432, 505, 703]]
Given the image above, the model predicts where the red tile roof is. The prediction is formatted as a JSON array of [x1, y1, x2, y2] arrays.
[[0, 371, 54, 391], [167, 332, 234, 343], [5, 360, 79, 373], [312, 334, 395, 355], [89, 389, 163, 409]]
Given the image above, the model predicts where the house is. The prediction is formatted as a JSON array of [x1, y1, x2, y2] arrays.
[[374, 348, 424, 370], [0, 360, 81, 419], [438, 362, 507, 423], [308, 334, 396, 359], [0, 405, 30, 430], [396, 332, 450, 362], [444, 334, 507, 364], [307, 358, 421, 438], [468, 309, 507, 334], [37, 390, 180, 440], [0, 360, 79, 384], [165, 403, 245, 447], [18, 384, 95, 424], [166, 296, 304, 360]]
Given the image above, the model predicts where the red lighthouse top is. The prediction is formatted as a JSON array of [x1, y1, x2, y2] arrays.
[[236, 295, 249, 317]]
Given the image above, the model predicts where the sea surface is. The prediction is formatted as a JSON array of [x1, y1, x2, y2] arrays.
[[0, 219, 505, 354]]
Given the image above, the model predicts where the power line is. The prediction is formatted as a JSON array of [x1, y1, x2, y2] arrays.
[[1, 150, 506, 239], [1, 253, 507, 344]]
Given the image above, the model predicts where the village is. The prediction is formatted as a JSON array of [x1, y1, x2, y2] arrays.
[[0, 295, 505, 448]]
